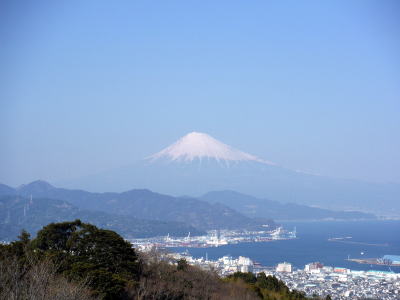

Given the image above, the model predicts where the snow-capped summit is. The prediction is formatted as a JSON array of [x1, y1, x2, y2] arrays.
[[148, 131, 274, 165], [59, 132, 399, 215]]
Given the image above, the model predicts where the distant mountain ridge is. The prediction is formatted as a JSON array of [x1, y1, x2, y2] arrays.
[[0, 195, 204, 241], [201, 190, 376, 221], [1, 180, 378, 233], [0, 183, 15, 196], [1, 180, 272, 232], [58, 132, 400, 216]]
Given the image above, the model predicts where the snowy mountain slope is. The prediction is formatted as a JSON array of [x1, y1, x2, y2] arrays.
[[148, 132, 274, 165], [58, 132, 400, 216]]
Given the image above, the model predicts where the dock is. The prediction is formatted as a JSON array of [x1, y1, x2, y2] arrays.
[[347, 258, 400, 267]]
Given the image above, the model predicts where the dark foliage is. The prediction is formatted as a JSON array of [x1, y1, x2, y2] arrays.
[[132, 250, 260, 300], [0, 195, 204, 241], [226, 272, 310, 300], [1, 220, 139, 299], [1, 221, 321, 300], [11, 180, 269, 230], [33, 220, 139, 299]]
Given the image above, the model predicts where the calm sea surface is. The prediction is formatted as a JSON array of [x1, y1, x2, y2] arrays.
[[170, 220, 400, 273]]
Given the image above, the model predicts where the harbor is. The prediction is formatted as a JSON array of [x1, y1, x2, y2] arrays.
[[347, 255, 400, 267], [130, 226, 297, 250]]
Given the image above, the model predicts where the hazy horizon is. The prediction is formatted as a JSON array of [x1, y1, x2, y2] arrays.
[[1, 3, 400, 298], [1, 1, 400, 187]]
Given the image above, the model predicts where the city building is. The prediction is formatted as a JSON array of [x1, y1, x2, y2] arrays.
[[304, 262, 324, 272], [276, 262, 292, 273]]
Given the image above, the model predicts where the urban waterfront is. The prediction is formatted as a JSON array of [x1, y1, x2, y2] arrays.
[[163, 251, 400, 300], [131, 220, 400, 298], [160, 220, 400, 299], [169, 220, 400, 273]]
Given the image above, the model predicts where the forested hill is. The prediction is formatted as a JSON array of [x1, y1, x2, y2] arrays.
[[0, 195, 204, 241], [0, 220, 325, 300], [1, 180, 274, 231]]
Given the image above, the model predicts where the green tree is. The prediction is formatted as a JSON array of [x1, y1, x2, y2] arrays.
[[0, 229, 32, 261], [226, 272, 308, 300], [31, 220, 139, 299], [177, 258, 189, 271], [229, 271, 257, 284]]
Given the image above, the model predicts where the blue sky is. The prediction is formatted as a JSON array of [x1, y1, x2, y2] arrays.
[[1, 0, 399, 186]]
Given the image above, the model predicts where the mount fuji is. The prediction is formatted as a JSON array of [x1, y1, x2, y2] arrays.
[[61, 132, 400, 216], [148, 131, 274, 165]]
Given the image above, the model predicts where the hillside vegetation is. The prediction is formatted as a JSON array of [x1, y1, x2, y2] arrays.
[[0, 195, 204, 241], [1, 181, 273, 233], [0, 220, 329, 300]]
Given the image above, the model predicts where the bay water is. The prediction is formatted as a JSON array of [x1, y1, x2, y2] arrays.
[[171, 220, 400, 272]]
